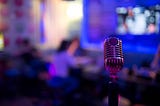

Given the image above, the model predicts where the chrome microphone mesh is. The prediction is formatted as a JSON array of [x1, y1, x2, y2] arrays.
[[104, 37, 124, 75]]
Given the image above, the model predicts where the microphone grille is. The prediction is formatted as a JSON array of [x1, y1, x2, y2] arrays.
[[104, 37, 124, 75], [104, 37, 123, 59]]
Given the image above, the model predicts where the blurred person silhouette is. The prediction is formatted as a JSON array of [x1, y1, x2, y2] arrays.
[[14, 38, 49, 98], [49, 40, 77, 78], [15, 38, 48, 78], [13, 38, 33, 74], [48, 39, 80, 105], [125, 7, 135, 33], [151, 44, 160, 70], [2, 55, 21, 98], [15, 38, 35, 65], [67, 37, 80, 56], [15, 38, 42, 78]]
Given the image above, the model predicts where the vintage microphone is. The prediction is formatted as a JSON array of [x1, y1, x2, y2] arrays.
[[104, 37, 124, 106]]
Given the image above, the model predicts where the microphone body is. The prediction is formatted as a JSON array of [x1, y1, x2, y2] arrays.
[[104, 37, 123, 78], [104, 37, 124, 106]]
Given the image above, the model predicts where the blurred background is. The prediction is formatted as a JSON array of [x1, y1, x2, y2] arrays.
[[0, 0, 160, 106]]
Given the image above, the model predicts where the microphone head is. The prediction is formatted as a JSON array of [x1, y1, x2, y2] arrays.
[[104, 37, 124, 75]]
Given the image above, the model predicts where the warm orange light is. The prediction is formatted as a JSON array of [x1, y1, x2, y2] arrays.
[[0, 33, 4, 50]]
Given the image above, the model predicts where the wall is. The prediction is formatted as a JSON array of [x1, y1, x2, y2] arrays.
[[0, 0, 83, 52], [0, 0, 35, 52], [33, 0, 82, 50]]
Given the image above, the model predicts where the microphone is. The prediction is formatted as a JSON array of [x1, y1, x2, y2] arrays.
[[104, 37, 124, 77], [104, 37, 124, 106]]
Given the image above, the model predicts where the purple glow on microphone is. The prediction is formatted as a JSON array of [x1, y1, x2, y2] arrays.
[[104, 37, 124, 77]]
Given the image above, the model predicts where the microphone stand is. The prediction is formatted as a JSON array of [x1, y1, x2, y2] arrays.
[[103, 37, 123, 106], [108, 74, 119, 106]]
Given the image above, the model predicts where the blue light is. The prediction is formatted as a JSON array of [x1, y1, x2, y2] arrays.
[[40, 1, 46, 43], [81, 0, 160, 54]]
